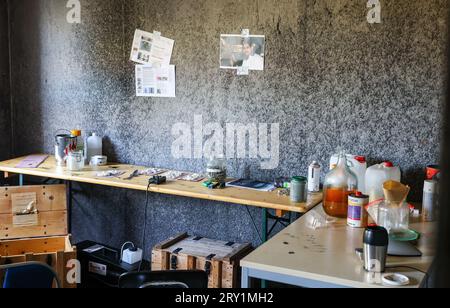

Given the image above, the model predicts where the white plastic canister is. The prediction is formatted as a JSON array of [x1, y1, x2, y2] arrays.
[[330, 154, 367, 193], [86, 133, 103, 162], [365, 162, 401, 202]]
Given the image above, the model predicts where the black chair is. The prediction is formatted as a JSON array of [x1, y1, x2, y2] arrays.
[[0, 262, 61, 289], [118, 270, 208, 288]]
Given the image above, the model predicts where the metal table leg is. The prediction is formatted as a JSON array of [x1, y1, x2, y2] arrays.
[[19, 174, 23, 186], [262, 208, 268, 242], [66, 181, 73, 234], [261, 209, 268, 288], [241, 267, 250, 288]]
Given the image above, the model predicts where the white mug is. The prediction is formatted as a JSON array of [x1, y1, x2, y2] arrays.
[[90, 155, 108, 166]]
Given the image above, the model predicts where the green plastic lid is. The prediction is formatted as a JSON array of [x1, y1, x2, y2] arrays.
[[389, 229, 421, 242], [292, 176, 307, 183]]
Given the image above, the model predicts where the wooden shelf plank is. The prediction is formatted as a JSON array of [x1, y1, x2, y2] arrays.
[[0, 155, 323, 213]]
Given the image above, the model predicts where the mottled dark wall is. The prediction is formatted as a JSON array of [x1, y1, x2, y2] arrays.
[[0, 0, 10, 162], [7, 0, 448, 252]]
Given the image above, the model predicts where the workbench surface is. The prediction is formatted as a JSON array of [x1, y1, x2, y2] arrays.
[[0, 155, 322, 213], [241, 206, 436, 288]]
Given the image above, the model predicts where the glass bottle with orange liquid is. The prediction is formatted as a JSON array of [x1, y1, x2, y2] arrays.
[[323, 152, 358, 218]]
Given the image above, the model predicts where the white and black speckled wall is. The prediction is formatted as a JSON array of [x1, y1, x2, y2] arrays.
[[3, 0, 448, 251], [0, 0, 10, 162]]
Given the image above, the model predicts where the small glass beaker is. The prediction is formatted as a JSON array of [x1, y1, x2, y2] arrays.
[[67, 151, 85, 171], [377, 201, 410, 238]]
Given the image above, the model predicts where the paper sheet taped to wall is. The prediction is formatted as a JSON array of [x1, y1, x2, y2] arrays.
[[136, 65, 176, 98], [11, 192, 38, 227], [130, 29, 174, 66]]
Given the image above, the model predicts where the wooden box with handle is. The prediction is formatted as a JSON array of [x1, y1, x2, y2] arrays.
[[0, 185, 67, 240], [151, 233, 253, 288], [0, 185, 76, 288]]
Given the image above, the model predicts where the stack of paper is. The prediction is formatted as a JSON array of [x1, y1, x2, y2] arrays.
[[131, 29, 176, 98]]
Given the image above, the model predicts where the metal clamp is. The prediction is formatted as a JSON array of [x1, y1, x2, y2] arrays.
[[171, 255, 178, 270], [171, 248, 183, 270], [204, 254, 216, 276]]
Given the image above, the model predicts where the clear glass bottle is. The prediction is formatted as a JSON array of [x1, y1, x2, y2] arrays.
[[323, 152, 358, 218]]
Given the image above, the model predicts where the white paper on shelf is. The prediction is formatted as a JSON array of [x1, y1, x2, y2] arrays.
[[136, 65, 176, 98], [11, 192, 38, 227], [130, 29, 174, 66]]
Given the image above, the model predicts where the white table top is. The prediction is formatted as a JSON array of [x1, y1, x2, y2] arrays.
[[241, 205, 436, 288]]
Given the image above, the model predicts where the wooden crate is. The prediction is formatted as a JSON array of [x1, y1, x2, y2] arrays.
[[0, 185, 75, 288], [0, 235, 77, 288], [152, 233, 253, 288], [0, 185, 67, 240]]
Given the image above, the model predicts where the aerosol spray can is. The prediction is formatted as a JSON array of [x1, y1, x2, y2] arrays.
[[308, 161, 321, 192], [423, 180, 439, 222]]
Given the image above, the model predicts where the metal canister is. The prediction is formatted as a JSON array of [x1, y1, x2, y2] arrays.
[[308, 161, 321, 192], [348, 192, 369, 228], [55, 133, 77, 166], [363, 226, 389, 273], [423, 180, 439, 222], [290, 176, 307, 203]]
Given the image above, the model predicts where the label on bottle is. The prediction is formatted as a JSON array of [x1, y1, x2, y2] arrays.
[[347, 195, 369, 228], [423, 192, 437, 222], [308, 164, 321, 192]]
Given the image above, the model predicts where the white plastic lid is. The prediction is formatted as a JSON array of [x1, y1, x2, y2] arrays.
[[382, 273, 410, 287]]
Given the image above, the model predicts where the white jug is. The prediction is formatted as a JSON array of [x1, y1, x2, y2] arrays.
[[365, 162, 401, 202], [86, 133, 103, 162], [330, 154, 367, 193]]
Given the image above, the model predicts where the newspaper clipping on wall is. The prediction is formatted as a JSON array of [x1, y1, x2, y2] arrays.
[[135, 65, 176, 98], [130, 29, 174, 66]]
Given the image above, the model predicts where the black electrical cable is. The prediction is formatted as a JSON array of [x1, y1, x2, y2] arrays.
[[138, 182, 151, 272], [245, 206, 263, 243]]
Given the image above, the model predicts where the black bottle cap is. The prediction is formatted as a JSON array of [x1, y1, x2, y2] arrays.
[[129, 246, 138, 252], [363, 226, 389, 247]]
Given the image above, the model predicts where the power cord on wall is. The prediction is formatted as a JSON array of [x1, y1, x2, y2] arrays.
[[139, 176, 167, 272], [138, 182, 151, 272]]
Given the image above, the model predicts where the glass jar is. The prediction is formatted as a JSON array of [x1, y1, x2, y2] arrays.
[[206, 157, 227, 184], [290, 176, 307, 203], [67, 151, 85, 171], [323, 152, 358, 218]]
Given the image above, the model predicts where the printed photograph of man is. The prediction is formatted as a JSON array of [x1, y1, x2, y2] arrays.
[[220, 34, 265, 71]]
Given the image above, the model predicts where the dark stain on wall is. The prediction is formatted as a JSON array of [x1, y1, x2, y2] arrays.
[[0, 0, 11, 162], [4, 0, 448, 252]]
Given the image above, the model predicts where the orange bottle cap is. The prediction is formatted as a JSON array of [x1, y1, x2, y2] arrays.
[[71, 130, 81, 137]]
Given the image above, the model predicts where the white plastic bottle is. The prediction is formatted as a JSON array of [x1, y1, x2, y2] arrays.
[[86, 133, 102, 162], [351, 156, 367, 194], [330, 154, 367, 193], [365, 162, 401, 202]]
